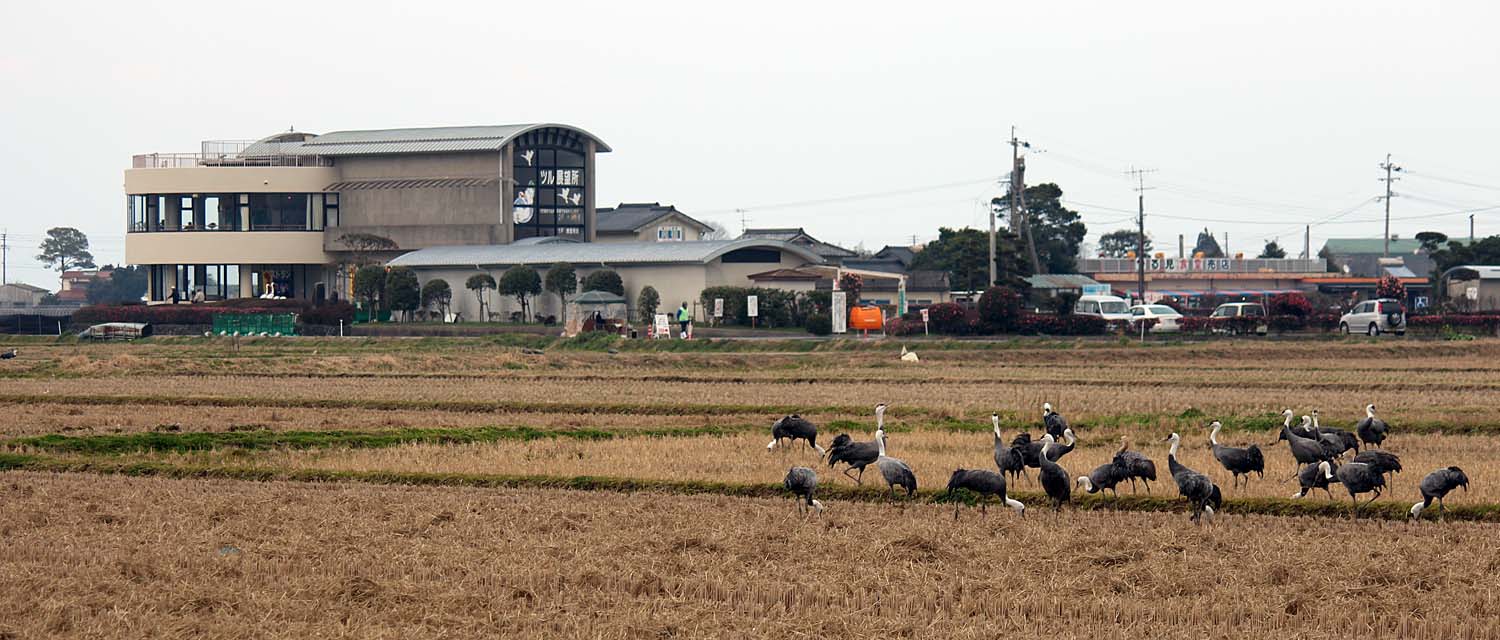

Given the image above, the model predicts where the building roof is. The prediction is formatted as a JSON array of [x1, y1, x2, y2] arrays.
[[872, 245, 916, 267], [388, 239, 826, 268], [839, 258, 907, 274], [0, 282, 49, 293], [1321, 238, 1427, 255], [265, 124, 612, 157], [596, 203, 713, 234], [741, 228, 858, 259], [1442, 265, 1500, 281], [1025, 274, 1104, 290], [573, 290, 627, 304]]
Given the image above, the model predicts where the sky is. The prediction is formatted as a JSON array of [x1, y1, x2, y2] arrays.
[[2, 1, 1499, 287]]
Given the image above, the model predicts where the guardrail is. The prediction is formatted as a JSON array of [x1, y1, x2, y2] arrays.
[[1079, 258, 1327, 273], [131, 153, 332, 169]]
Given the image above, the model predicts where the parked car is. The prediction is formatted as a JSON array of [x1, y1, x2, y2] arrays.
[[1074, 295, 1133, 322], [1129, 304, 1184, 332], [1209, 302, 1268, 335], [1339, 298, 1406, 336]]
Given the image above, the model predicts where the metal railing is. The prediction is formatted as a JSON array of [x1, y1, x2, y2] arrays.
[[1079, 258, 1327, 273], [131, 153, 332, 169]]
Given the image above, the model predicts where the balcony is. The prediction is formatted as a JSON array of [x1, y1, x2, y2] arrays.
[[131, 138, 332, 168]]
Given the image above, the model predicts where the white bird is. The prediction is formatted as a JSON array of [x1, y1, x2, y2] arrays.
[[900, 345, 919, 362]]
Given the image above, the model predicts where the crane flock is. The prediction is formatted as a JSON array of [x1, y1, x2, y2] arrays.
[[772, 402, 1470, 523]]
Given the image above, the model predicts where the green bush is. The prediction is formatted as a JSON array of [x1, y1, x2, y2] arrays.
[[581, 270, 624, 296], [805, 313, 832, 335], [977, 286, 1023, 331], [352, 265, 387, 313], [698, 286, 799, 327], [637, 286, 661, 323], [385, 267, 420, 319]]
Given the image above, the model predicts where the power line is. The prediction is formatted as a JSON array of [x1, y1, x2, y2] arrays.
[[694, 176, 1000, 216], [1403, 170, 1500, 193]]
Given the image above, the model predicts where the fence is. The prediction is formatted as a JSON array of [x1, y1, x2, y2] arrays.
[[211, 313, 298, 336]]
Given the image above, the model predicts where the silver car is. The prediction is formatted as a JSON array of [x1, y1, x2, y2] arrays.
[[1339, 299, 1406, 336]]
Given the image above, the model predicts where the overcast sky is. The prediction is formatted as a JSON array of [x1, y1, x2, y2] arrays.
[[3, 1, 1498, 286]]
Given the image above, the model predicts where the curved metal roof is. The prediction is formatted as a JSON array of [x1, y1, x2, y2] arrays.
[[287, 123, 611, 156], [388, 239, 825, 268], [1442, 265, 1500, 281]]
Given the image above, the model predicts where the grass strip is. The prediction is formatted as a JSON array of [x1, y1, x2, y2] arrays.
[[5, 424, 762, 455], [1, 452, 1492, 523]]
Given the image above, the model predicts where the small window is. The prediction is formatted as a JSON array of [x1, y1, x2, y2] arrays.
[[1074, 301, 1089, 314], [1131, 307, 1144, 316], [1243, 305, 1264, 317], [657, 225, 683, 242], [1212, 306, 1233, 318]]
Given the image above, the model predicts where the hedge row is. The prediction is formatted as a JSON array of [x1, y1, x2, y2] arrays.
[[72, 301, 355, 327]]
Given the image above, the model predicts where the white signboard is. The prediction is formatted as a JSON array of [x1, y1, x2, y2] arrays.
[[920, 307, 930, 335], [746, 295, 759, 318], [831, 291, 847, 334], [1467, 287, 1480, 301], [1081, 284, 1111, 297], [713, 298, 724, 318], [654, 313, 670, 337]]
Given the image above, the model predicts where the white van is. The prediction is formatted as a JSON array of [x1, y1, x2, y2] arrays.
[[1074, 294, 1132, 321]]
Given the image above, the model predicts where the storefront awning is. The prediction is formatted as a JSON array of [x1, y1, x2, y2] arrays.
[[1122, 288, 1302, 297]]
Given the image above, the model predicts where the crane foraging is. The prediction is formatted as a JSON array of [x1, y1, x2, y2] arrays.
[[1037, 434, 1071, 511], [1277, 418, 1331, 473], [1292, 461, 1340, 499], [1076, 462, 1125, 497], [1352, 449, 1402, 486], [1332, 461, 1387, 517], [0, 348, 16, 360], [826, 404, 886, 485], [1208, 420, 1264, 490], [899, 345, 919, 362], [945, 468, 1024, 520], [1163, 432, 1218, 523], [1356, 403, 1389, 448], [1410, 466, 1469, 520], [783, 467, 824, 514], [874, 428, 917, 500], [1113, 436, 1157, 494], [767, 414, 826, 457]]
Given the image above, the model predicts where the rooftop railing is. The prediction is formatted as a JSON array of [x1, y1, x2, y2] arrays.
[[131, 153, 332, 169]]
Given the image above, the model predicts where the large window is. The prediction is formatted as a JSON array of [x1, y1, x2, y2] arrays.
[[128, 193, 323, 232], [513, 137, 587, 239], [148, 264, 240, 301]]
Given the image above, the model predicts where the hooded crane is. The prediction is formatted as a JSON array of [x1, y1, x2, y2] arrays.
[[1037, 434, 1071, 511], [1076, 462, 1125, 497], [1410, 467, 1469, 520], [783, 467, 825, 514], [1352, 449, 1402, 486], [1292, 461, 1340, 499], [945, 469, 1024, 520], [1331, 461, 1386, 516], [1163, 432, 1217, 523], [874, 428, 917, 500], [1312, 410, 1360, 456], [1355, 404, 1389, 448], [992, 414, 1027, 484], [1113, 436, 1157, 494], [826, 404, 886, 485], [1277, 419, 1331, 471], [0, 348, 16, 360], [1042, 402, 1069, 439], [1208, 421, 1264, 490], [1019, 428, 1076, 469], [767, 414, 826, 457]]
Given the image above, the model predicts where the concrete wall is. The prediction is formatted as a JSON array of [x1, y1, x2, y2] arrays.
[[1446, 279, 1500, 311], [127, 231, 328, 265], [0, 285, 48, 307], [125, 167, 339, 195]]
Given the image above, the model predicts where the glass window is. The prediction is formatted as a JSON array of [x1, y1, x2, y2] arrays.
[[1379, 301, 1401, 313], [514, 143, 586, 238], [658, 225, 683, 241], [1212, 306, 1233, 317], [1074, 301, 1090, 314], [1131, 307, 1144, 316], [1148, 305, 1177, 315], [1243, 305, 1264, 316], [1099, 301, 1128, 314]]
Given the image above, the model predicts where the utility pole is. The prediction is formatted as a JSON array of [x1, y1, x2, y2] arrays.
[[1470, 214, 1475, 245], [1126, 167, 1156, 302], [1378, 154, 1402, 256], [1178, 234, 1184, 259], [1, 230, 7, 285], [1304, 225, 1310, 260], [1002, 127, 1040, 281]]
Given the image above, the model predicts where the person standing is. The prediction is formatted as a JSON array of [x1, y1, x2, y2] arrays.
[[676, 301, 692, 339]]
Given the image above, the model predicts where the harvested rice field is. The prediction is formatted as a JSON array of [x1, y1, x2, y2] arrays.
[[3, 335, 1500, 637]]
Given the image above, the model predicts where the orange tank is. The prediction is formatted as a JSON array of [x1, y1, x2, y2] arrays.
[[849, 306, 885, 331]]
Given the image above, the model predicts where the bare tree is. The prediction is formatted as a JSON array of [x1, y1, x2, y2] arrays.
[[702, 221, 732, 241]]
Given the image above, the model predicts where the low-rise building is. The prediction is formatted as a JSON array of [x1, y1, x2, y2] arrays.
[[595, 203, 713, 243], [0, 282, 49, 307], [740, 228, 858, 265], [1320, 237, 1434, 278], [57, 269, 113, 305], [1441, 265, 1500, 311]]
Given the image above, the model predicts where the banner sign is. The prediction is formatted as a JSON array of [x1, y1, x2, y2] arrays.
[[831, 291, 847, 334], [1081, 284, 1112, 296], [713, 298, 724, 318], [746, 295, 759, 317], [654, 313, 670, 337]]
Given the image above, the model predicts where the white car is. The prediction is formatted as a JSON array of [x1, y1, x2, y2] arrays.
[[1339, 298, 1406, 336], [1074, 294, 1133, 322], [1129, 304, 1183, 332]]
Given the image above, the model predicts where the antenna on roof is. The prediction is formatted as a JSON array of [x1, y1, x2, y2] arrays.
[[736, 209, 748, 235]]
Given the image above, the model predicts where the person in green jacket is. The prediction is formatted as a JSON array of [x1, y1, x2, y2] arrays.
[[676, 302, 692, 338]]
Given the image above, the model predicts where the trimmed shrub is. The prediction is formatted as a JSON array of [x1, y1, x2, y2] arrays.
[[581, 270, 625, 296], [924, 302, 968, 334], [637, 286, 661, 324], [386, 267, 421, 320], [1269, 292, 1313, 318], [977, 286, 1024, 331], [805, 313, 832, 336]]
